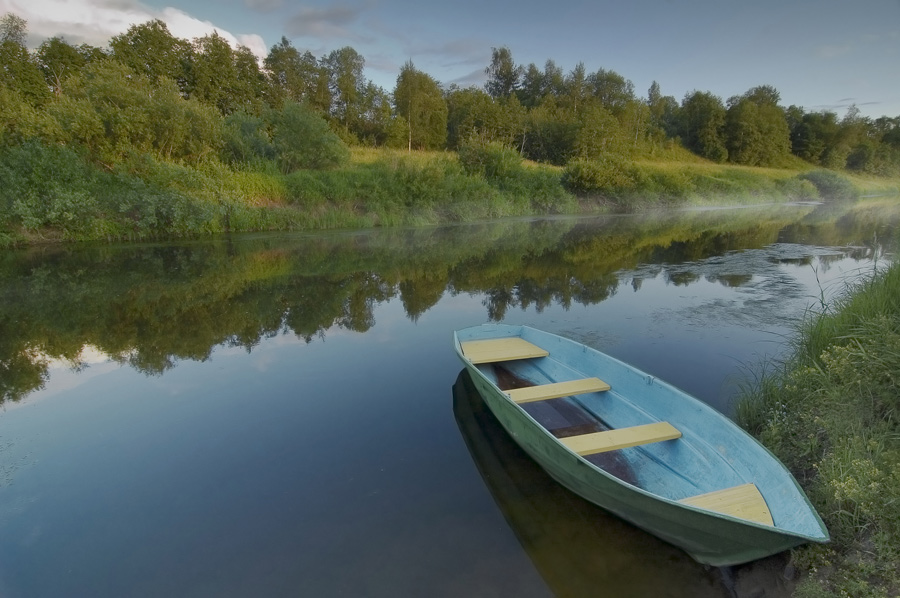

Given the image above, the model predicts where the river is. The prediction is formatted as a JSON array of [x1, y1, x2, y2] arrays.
[[1, 200, 897, 597]]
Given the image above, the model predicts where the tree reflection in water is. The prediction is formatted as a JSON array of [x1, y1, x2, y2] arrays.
[[1, 200, 897, 404]]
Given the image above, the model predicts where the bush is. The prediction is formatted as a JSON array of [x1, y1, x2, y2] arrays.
[[458, 141, 524, 187], [270, 101, 349, 172], [0, 141, 99, 234], [561, 156, 640, 197], [798, 170, 859, 200]]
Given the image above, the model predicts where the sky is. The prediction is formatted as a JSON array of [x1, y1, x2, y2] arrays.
[[3, 0, 899, 119]]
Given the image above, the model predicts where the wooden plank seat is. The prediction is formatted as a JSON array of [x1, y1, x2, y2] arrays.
[[460, 337, 549, 364], [678, 483, 774, 526], [560, 421, 681, 456], [507, 377, 611, 404]]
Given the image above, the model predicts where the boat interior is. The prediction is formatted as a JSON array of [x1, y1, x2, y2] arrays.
[[461, 335, 785, 528]]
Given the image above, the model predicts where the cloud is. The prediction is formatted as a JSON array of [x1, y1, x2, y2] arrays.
[[285, 4, 366, 41], [244, 0, 283, 11], [3, 0, 268, 59], [449, 67, 486, 88]]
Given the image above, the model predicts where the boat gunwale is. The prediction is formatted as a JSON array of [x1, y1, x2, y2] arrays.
[[453, 325, 829, 543]]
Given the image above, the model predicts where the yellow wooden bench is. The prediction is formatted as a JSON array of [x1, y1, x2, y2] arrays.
[[507, 377, 611, 404], [460, 337, 549, 364], [560, 421, 681, 456], [679, 483, 773, 526]]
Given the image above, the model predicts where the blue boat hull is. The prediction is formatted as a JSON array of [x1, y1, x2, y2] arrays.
[[454, 324, 828, 566]]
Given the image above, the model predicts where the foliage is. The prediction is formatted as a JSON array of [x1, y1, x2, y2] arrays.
[[0, 9, 897, 245], [185, 32, 264, 116], [561, 156, 641, 198], [1, 38, 50, 106], [484, 46, 522, 99], [679, 91, 727, 162], [0, 141, 99, 234], [798, 170, 859, 200], [47, 60, 223, 165], [269, 101, 349, 172], [393, 61, 448, 150], [263, 37, 328, 110], [109, 19, 190, 88], [736, 262, 900, 597], [458, 141, 523, 182]]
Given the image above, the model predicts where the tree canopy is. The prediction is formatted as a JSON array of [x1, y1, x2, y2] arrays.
[[0, 9, 898, 178]]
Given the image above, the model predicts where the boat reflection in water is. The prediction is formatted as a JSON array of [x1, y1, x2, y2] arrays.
[[452, 370, 728, 598]]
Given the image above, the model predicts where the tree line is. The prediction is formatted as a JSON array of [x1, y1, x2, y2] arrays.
[[2, 13, 899, 176]]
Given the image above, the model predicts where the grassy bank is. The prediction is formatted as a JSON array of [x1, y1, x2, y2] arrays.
[[736, 261, 900, 597], [1, 142, 896, 248]]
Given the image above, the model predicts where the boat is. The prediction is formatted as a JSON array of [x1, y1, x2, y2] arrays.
[[453, 324, 828, 566], [452, 370, 729, 596]]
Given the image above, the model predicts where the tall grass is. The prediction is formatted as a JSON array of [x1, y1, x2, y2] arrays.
[[735, 261, 900, 597], [562, 157, 823, 206]]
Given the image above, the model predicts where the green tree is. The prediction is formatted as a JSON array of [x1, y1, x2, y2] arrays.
[[518, 62, 544, 107], [573, 100, 625, 159], [542, 60, 566, 97], [0, 13, 27, 46], [446, 86, 525, 150], [263, 37, 326, 110], [322, 46, 365, 132], [36, 37, 86, 96], [647, 81, 680, 141], [589, 68, 635, 115], [356, 81, 395, 147], [109, 20, 190, 90], [185, 32, 262, 115], [679, 91, 727, 162], [393, 61, 448, 150], [523, 97, 578, 165], [484, 46, 522, 99], [0, 81, 52, 145], [564, 62, 588, 115], [789, 108, 840, 164], [724, 86, 790, 165], [0, 15, 48, 107], [48, 60, 222, 165]]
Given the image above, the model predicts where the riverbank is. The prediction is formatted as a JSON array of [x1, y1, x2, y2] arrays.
[[736, 260, 900, 597], [2, 144, 897, 248]]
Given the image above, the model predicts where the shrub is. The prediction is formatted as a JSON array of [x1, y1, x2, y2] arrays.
[[0, 141, 99, 234], [561, 156, 640, 197], [798, 170, 859, 200], [458, 141, 524, 187], [270, 101, 349, 172]]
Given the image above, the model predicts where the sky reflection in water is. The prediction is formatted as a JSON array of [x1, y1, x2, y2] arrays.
[[0, 201, 897, 596]]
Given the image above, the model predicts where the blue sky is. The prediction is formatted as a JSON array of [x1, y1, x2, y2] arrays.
[[4, 0, 899, 118]]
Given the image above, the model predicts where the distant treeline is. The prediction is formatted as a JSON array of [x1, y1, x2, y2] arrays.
[[0, 13, 897, 244], [3, 13, 899, 170]]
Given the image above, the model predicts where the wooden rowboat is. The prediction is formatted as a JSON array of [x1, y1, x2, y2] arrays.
[[453, 324, 828, 566]]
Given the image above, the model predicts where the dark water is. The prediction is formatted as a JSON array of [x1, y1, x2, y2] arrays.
[[1, 200, 897, 597]]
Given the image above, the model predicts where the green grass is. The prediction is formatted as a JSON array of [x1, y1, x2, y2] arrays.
[[735, 261, 900, 597], [1, 142, 897, 246]]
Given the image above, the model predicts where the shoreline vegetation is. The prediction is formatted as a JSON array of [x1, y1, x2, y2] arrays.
[[736, 261, 900, 597], [2, 14, 900, 247]]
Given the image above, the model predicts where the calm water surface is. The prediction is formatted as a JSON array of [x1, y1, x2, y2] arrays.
[[1, 201, 898, 597]]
